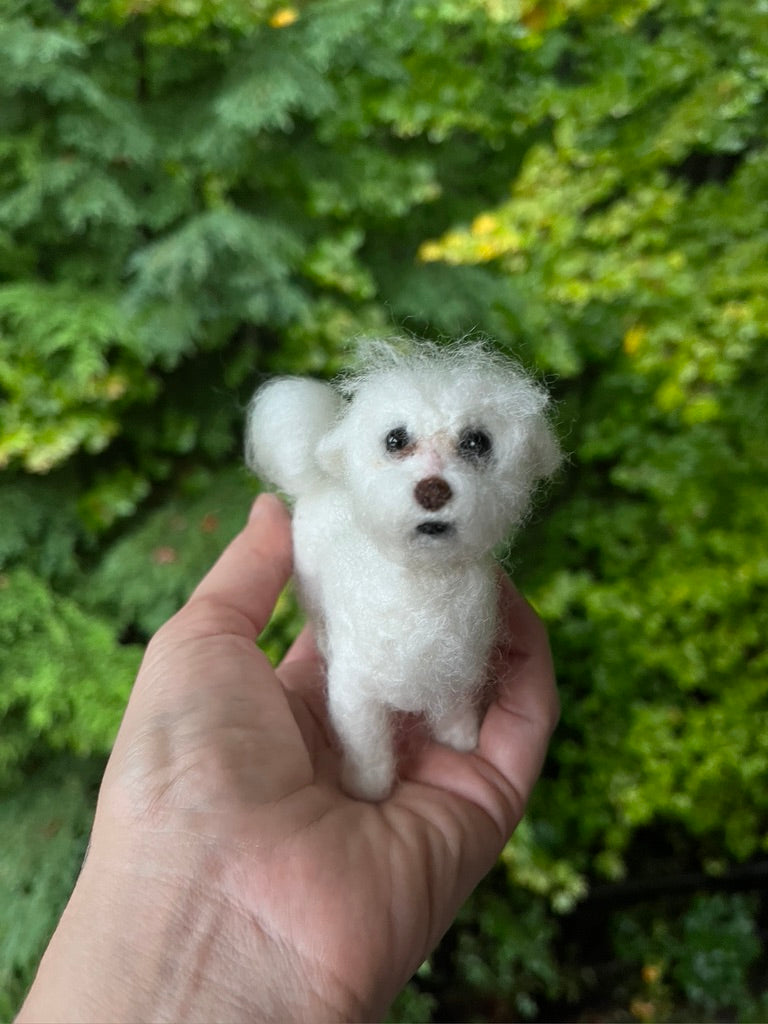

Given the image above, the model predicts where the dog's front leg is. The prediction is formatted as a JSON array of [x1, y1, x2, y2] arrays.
[[328, 680, 395, 801]]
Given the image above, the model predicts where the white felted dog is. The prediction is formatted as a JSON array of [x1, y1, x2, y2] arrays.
[[245, 341, 560, 800]]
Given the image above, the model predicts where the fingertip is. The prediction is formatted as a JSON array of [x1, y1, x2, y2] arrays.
[[245, 493, 293, 569], [248, 490, 289, 525]]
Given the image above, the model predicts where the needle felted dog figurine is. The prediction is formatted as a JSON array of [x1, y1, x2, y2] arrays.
[[246, 341, 561, 800]]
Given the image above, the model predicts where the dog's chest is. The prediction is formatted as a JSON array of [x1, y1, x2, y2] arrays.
[[364, 581, 495, 708], [359, 573, 495, 709], [296, 508, 496, 707]]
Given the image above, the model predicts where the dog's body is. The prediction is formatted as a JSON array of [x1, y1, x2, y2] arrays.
[[246, 341, 560, 800]]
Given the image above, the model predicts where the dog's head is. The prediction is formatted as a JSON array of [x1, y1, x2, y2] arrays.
[[316, 342, 561, 568]]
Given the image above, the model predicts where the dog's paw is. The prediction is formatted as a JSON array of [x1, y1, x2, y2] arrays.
[[341, 757, 395, 802], [431, 706, 480, 753]]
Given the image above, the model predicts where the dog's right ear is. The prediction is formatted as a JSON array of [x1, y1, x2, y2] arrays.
[[315, 419, 347, 480]]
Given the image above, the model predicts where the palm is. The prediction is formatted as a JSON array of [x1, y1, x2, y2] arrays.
[[98, 495, 557, 1020]]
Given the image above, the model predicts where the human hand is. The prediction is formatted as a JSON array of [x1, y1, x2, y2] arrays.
[[18, 494, 558, 1024]]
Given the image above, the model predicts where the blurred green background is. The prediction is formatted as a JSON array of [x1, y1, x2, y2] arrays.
[[1, 0, 767, 1019]]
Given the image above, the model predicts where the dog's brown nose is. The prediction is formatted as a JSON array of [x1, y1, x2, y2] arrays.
[[414, 476, 452, 511]]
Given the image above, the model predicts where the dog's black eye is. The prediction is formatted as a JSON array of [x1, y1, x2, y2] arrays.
[[385, 426, 411, 454], [458, 427, 493, 463]]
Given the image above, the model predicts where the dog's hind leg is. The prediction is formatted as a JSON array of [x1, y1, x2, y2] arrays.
[[427, 701, 480, 753], [328, 680, 395, 801]]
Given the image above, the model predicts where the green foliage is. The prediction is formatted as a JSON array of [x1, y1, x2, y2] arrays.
[[0, 283, 150, 471], [386, 971, 437, 1024], [0, 567, 139, 785], [1, 0, 767, 1017], [0, 758, 101, 1020], [614, 893, 763, 1019], [392, 879, 563, 1023], [79, 466, 258, 636], [451, 889, 562, 1021], [501, 817, 588, 914]]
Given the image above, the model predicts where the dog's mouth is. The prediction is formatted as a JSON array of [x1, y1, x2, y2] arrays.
[[416, 520, 454, 538]]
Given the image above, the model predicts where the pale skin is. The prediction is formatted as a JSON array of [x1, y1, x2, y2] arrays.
[[17, 493, 559, 1024]]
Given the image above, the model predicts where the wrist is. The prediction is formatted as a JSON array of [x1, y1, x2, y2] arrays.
[[17, 826, 360, 1023], [17, 829, 237, 1022]]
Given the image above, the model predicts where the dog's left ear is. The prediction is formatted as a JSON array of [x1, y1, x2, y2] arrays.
[[316, 420, 347, 479]]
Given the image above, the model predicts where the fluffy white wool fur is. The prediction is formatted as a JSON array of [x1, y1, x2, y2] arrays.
[[245, 340, 561, 800]]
